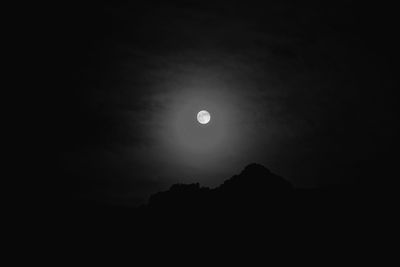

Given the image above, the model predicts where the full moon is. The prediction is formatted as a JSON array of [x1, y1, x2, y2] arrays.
[[197, 110, 211, 124]]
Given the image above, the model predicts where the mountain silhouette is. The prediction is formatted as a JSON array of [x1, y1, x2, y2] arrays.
[[63, 162, 393, 221], [216, 163, 293, 195], [147, 163, 294, 216], [35, 162, 394, 257]]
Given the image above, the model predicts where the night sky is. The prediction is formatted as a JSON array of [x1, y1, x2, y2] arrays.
[[50, 1, 397, 206]]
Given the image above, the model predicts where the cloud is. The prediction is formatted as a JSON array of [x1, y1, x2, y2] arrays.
[[57, 1, 397, 203]]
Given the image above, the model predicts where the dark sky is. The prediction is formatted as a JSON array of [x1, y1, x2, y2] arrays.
[[51, 1, 397, 205]]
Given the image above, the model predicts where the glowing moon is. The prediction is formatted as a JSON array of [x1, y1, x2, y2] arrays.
[[197, 110, 211, 124]]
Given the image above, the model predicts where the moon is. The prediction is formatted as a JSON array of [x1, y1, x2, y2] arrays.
[[197, 110, 211, 124]]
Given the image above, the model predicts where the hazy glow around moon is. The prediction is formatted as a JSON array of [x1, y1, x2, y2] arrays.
[[155, 83, 250, 186], [197, 110, 211, 124]]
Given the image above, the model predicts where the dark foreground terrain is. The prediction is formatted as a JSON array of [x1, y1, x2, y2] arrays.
[[54, 164, 395, 250], [14, 162, 397, 263]]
